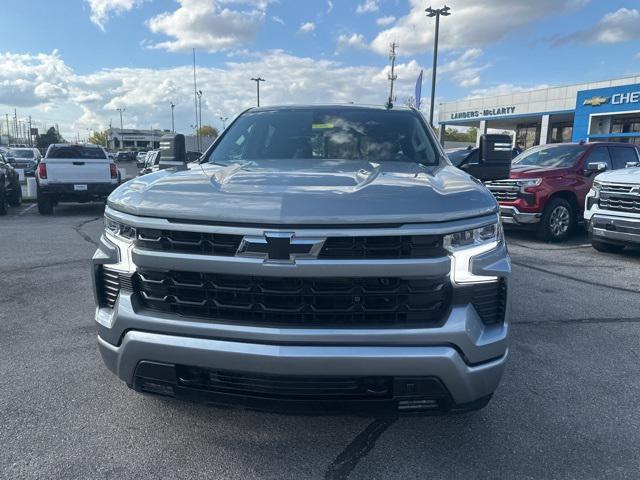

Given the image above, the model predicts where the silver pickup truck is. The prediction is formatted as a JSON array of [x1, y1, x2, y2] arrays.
[[92, 105, 512, 415]]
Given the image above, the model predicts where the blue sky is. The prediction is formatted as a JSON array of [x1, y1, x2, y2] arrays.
[[0, 0, 639, 138]]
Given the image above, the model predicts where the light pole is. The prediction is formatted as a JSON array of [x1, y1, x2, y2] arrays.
[[170, 102, 175, 133], [425, 5, 451, 127], [251, 77, 265, 107], [197, 90, 203, 151], [219, 115, 228, 130], [116, 107, 126, 149]]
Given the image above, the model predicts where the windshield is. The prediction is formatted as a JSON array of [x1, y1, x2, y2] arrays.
[[47, 145, 107, 159], [9, 149, 35, 159], [207, 108, 438, 165], [512, 144, 587, 168]]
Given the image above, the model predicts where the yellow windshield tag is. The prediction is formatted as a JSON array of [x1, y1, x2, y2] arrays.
[[312, 123, 334, 129]]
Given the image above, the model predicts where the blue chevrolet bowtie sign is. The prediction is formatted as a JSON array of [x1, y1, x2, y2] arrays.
[[573, 83, 640, 142]]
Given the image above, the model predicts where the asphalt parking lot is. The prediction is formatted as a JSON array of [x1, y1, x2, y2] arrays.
[[2, 203, 640, 480]]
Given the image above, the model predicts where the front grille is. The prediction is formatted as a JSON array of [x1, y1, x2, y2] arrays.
[[136, 228, 243, 256], [470, 280, 507, 325], [136, 228, 445, 260], [135, 269, 452, 328], [318, 235, 444, 259], [599, 184, 640, 214], [490, 190, 518, 202]]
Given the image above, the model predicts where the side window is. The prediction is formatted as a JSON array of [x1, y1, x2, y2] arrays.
[[609, 147, 638, 170], [586, 146, 612, 169]]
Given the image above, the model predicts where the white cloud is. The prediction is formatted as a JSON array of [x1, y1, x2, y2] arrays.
[[86, 0, 144, 31], [371, 0, 590, 55], [467, 83, 551, 99], [271, 16, 284, 25], [438, 48, 486, 88], [0, 50, 431, 139], [147, 0, 273, 52], [554, 8, 640, 46], [336, 33, 368, 51], [376, 16, 396, 26], [356, 0, 379, 14], [327, 0, 333, 13], [298, 21, 316, 35]]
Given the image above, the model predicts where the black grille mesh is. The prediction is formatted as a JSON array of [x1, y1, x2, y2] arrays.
[[135, 269, 452, 328]]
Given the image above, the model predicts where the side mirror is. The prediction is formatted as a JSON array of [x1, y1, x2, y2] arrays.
[[585, 162, 607, 175], [625, 161, 639, 168], [460, 134, 512, 181], [158, 134, 186, 170]]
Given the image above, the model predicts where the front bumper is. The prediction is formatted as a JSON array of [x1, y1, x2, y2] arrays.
[[92, 210, 511, 414], [588, 213, 640, 245], [499, 205, 541, 225]]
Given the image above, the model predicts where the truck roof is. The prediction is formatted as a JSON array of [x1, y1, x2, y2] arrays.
[[247, 103, 415, 112]]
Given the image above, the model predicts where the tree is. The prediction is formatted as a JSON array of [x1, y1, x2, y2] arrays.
[[197, 125, 219, 138], [444, 126, 477, 143], [88, 130, 108, 146], [35, 127, 63, 149]]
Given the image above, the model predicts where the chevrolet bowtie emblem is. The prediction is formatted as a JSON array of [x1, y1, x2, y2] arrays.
[[583, 96, 610, 107], [237, 232, 326, 263], [631, 186, 640, 195]]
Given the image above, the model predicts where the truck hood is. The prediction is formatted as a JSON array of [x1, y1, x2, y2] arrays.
[[595, 167, 640, 184], [108, 159, 497, 225], [509, 164, 571, 178]]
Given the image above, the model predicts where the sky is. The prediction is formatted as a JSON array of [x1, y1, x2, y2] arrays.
[[0, 0, 639, 140]]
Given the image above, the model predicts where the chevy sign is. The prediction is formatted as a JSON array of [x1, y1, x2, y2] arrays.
[[612, 91, 640, 105]]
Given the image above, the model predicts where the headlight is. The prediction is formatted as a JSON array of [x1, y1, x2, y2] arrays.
[[104, 215, 136, 241], [514, 178, 542, 192], [444, 222, 502, 284], [592, 180, 602, 194]]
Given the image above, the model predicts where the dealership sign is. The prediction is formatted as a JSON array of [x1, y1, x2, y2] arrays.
[[450, 106, 516, 120]]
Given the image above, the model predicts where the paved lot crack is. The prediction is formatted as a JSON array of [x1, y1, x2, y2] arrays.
[[515, 316, 640, 326], [73, 217, 101, 246], [324, 418, 396, 480], [512, 260, 640, 294], [0, 258, 87, 274]]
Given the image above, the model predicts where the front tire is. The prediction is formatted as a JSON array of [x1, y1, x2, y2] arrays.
[[591, 240, 625, 253], [37, 190, 54, 215], [0, 185, 7, 215], [8, 184, 22, 207], [537, 198, 574, 242]]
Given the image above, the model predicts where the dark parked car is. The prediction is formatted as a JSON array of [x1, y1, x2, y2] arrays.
[[446, 145, 522, 168], [6, 147, 42, 176], [0, 150, 22, 214]]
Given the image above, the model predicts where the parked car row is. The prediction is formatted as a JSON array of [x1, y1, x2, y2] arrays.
[[0, 149, 23, 214], [447, 140, 640, 252]]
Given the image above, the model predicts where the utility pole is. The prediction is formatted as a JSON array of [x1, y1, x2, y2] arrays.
[[193, 48, 199, 154], [14, 109, 18, 145], [28, 115, 33, 147], [426, 5, 451, 127], [386, 42, 398, 109], [251, 77, 265, 107], [5, 114, 10, 145], [116, 107, 125, 149], [170, 102, 176, 133], [197, 90, 203, 151]]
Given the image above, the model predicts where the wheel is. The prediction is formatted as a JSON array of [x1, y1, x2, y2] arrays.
[[8, 183, 22, 207], [591, 240, 625, 253], [0, 184, 7, 216], [37, 191, 54, 215], [537, 198, 574, 242]]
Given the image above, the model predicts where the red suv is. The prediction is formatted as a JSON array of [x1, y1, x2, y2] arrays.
[[485, 142, 640, 241]]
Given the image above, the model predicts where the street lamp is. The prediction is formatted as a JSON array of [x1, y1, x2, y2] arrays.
[[251, 77, 265, 107], [196, 90, 203, 151], [170, 102, 175, 133], [425, 5, 451, 127], [116, 107, 126, 149], [219, 115, 228, 130]]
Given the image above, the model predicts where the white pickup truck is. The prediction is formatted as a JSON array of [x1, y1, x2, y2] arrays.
[[36, 143, 120, 214]]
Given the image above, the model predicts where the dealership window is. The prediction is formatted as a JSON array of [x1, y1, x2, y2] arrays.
[[549, 122, 573, 144], [611, 114, 640, 134], [516, 123, 540, 149]]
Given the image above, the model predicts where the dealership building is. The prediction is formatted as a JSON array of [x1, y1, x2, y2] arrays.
[[438, 74, 640, 149]]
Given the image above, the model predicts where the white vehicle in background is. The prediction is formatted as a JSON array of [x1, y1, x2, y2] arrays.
[[35, 143, 119, 215], [585, 149, 640, 253], [136, 151, 148, 168]]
